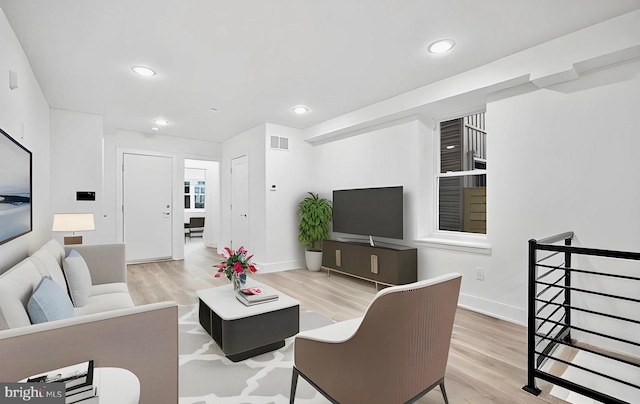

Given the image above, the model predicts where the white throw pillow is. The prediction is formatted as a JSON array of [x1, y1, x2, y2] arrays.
[[63, 250, 93, 307]]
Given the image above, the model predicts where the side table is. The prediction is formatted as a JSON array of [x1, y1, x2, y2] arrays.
[[96, 367, 140, 404]]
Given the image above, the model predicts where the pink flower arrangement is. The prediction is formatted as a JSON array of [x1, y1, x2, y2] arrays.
[[214, 246, 257, 283]]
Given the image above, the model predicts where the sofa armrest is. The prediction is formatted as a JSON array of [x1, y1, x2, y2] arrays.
[[66, 243, 126, 285], [0, 301, 178, 404]]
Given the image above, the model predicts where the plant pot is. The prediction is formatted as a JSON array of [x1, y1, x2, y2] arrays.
[[305, 250, 323, 272]]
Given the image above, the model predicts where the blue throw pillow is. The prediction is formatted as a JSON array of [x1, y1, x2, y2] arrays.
[[27, 277, 75, 324]]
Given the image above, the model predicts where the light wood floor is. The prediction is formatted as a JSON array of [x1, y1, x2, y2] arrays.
[[128, 240, 567, 404]]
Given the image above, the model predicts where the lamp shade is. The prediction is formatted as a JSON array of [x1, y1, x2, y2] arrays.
[[52, 213, 95, 232]]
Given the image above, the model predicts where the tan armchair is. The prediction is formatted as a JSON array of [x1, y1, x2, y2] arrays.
[[290, 273, 462, 404]]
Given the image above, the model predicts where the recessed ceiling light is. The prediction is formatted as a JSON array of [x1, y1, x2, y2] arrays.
[[151, 127, 159, 131], [131, 66, 156, 76], [155, 119, 169, 126], [428, 39, 455, 54], [292, 105, 309, 114]]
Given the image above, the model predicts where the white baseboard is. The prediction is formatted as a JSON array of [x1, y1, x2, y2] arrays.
[[255, 260, 305, 273], [458, 293, 526, 326]]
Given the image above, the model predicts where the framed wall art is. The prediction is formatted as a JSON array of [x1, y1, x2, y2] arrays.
[[0, 127, 32, 244]]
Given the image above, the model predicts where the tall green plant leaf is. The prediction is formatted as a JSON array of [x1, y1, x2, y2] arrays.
[[298, 192, 332, 250]]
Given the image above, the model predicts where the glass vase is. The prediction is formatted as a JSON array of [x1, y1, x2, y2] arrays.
[[232, 271, 246, 292]]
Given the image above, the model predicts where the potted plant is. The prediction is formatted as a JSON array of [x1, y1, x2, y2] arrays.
[[298, 192, 332, 271]]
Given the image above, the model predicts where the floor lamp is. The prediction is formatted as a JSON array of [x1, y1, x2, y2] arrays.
[[52, 213, 95, 245]]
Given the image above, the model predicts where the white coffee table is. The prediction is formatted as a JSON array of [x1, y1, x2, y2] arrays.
[[197, 283, 300, 362]]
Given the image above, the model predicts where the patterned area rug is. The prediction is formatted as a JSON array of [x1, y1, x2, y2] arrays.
[[178, 304, 335, 404]]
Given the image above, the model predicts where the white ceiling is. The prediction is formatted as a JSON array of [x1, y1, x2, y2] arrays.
[[2, 0, 640, 143]]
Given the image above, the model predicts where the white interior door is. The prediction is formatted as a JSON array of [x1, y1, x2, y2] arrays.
[[123, 153, 173, 262], [231, 155, 249, 250]]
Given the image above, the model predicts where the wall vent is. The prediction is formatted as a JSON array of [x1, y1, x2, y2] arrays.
[[270, 135, 289, 150]]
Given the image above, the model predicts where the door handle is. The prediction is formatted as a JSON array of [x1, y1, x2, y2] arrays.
[[163, 212, 171, 216]]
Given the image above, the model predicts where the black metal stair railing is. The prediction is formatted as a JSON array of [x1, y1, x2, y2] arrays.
[[523, 232, 640, 404]]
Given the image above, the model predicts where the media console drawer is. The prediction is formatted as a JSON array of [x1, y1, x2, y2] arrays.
[[322, 240, 417, 287]]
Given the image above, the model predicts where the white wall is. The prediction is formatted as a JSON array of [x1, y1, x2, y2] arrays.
[[482, 70, 640, 328], [313, 119, 425, 246], [264, 123, 314, 271], [1, 5, 225, 268], [220, 124, 267, 261], [305, 63, 640, 325], [204, 162, 220, 248], [0, 9, 51, 272], [220, 123, 315, 271], [216, 11, 640, 325], [49, 109, 105, 245], [290, 10, 640, 324]]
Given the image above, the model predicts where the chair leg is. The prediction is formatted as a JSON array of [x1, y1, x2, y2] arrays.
[[289, 367, 299, 404], [439, 380, 449, 404]]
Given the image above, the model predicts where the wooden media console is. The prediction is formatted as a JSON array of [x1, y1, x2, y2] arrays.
[[321, 240, 417, 288]]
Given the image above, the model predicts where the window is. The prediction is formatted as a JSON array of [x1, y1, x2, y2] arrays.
[[184, 179, 205, 210], [437, 112, 486, 234], [194, 181, 205, 209]]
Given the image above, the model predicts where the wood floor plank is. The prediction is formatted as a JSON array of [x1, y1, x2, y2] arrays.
[[127, 240, 567, 404]]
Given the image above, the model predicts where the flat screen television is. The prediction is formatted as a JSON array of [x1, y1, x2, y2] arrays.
[[0, 127, 32, 245], [332, 186, 403, 240]]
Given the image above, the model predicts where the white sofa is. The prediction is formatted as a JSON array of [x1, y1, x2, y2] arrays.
[[0, 239, 178, 404]]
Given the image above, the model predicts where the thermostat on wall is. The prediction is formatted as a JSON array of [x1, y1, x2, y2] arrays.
[[76, 191, 96, 201]]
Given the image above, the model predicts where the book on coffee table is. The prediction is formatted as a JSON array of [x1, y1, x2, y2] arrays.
[[27, 360, 94, 391], [236, 287, 279, 306], [66, 385, 98, 404]]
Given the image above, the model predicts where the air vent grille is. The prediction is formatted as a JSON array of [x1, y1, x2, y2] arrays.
[[269, 136, 289, 150]]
